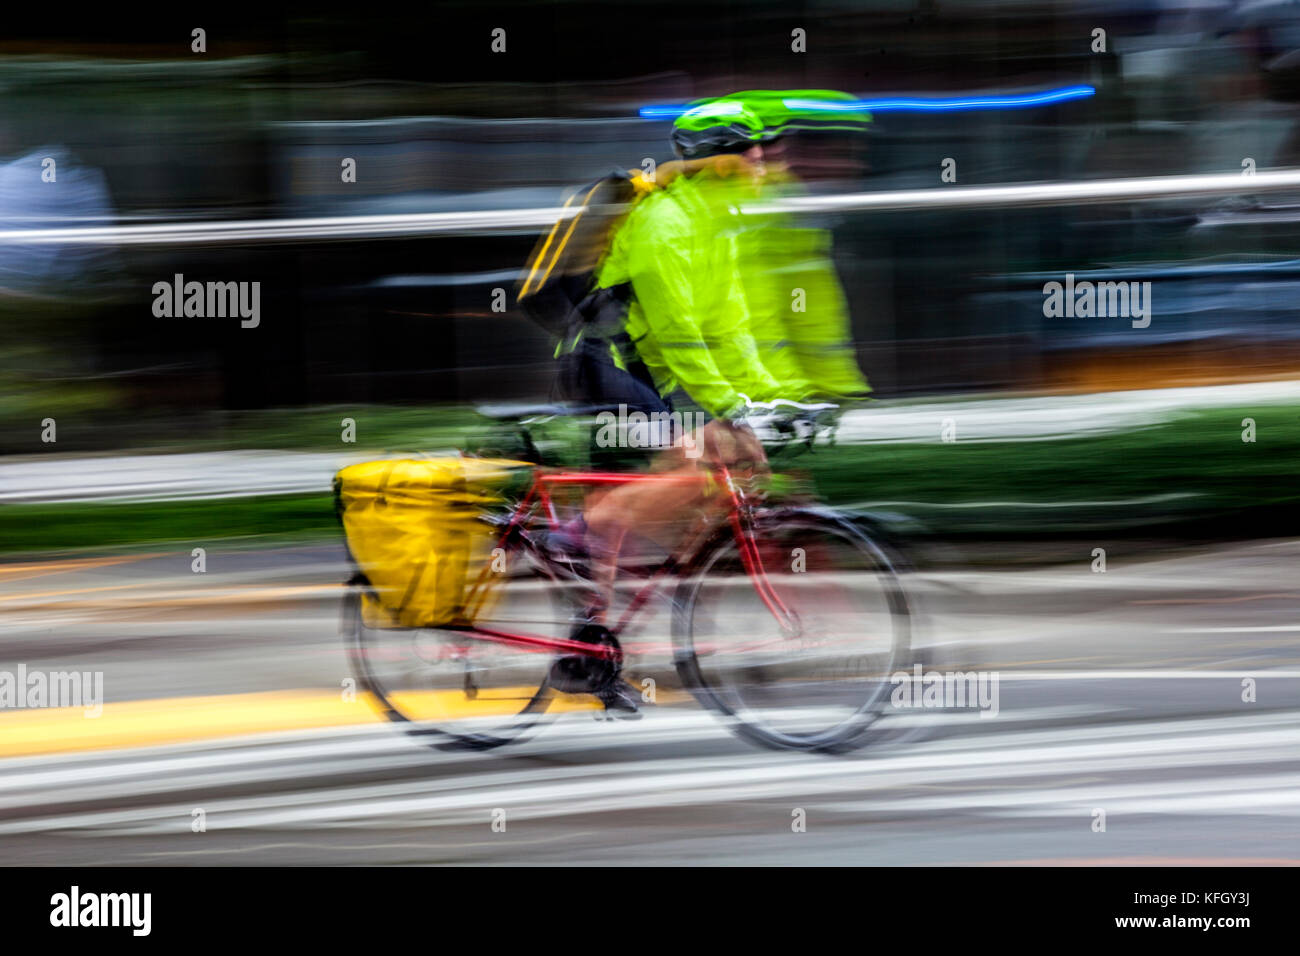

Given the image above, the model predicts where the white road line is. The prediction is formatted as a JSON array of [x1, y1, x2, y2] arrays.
[[0, 705, 1107, 809], [984, 670, 1300, 679], [0, 710, 1295, 834], [1167, 625, 1300, 634], [96, 727, 1300, 833], [824, 773, 1300, 815]]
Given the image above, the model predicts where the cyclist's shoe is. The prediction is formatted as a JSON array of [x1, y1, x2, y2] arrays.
[[547, 621, 614, 694], [595, 678, 643, 719], [548, 622, 641, 718]]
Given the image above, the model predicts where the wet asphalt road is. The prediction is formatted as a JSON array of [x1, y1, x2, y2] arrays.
[[0, 538, 1297, 865]]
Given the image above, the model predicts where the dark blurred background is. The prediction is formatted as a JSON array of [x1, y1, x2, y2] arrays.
[[5, 1, 1300, 453]]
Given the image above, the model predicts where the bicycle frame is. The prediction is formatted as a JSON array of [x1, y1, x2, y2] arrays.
[[449, 461, 797, 661]]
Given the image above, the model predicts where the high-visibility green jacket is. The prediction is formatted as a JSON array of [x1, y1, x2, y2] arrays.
[[595, 157, 868, 419]]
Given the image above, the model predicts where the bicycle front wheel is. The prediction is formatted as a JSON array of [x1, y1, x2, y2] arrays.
[[672, 507, 910, 753]]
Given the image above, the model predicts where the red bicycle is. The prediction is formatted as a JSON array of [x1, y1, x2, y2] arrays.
[[342, 405, 912, 754]]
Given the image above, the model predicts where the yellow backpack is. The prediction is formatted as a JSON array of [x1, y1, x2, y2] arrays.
[[334, 457, 529, 628]]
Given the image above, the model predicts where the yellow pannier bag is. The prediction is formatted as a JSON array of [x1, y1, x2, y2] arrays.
[[335, 457, 530, 628]]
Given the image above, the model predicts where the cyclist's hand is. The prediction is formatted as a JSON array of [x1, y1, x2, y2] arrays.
[[691, 419, 769, 474]]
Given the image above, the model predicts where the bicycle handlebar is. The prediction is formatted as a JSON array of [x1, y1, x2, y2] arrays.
[[734, 398, 841, 450]]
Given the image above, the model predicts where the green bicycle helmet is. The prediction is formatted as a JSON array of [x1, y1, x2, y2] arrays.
[[670, 99, 773, 159], [670, 90, 871, 159]]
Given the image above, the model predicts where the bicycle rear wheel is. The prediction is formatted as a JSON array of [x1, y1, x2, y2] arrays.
[[672, 507, 910, 753], [345, 543, 591, 751]]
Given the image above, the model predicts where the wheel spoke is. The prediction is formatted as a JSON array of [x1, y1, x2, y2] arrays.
[[677, 512, 909, 751], [346, 544, 578, 750]]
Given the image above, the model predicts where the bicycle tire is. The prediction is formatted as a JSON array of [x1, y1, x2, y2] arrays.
[[671, 506, 912, 753], [344, 537, 579, 752]]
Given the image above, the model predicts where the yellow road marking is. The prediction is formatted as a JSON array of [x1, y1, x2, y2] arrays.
[[0, 582, 144, 603], [0, 687, 606, 757], [0, 553, 158, 583], [0, 582, 340, 608]]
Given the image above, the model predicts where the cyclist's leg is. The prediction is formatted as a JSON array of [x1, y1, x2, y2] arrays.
[[584, 444, 703, 620], [556, 337, 676, 617], [583, 420, 768, 618]]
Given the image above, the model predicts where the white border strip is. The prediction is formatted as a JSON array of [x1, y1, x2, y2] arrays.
[[5, 170, 1300, 245], [756, 168, 1300, 214]]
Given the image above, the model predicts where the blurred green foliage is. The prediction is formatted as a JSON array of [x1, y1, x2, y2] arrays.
[[2, 402, 1295, 555]]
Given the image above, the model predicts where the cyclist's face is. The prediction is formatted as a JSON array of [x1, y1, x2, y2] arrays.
[[743, 144, 767, 179]]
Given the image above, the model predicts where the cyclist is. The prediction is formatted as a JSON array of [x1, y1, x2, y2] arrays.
[[554, 91, 873, 715]]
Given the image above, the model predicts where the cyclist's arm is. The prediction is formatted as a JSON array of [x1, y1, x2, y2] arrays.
[[625, 202, 783, 420], [626, 232, 747, 420]]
